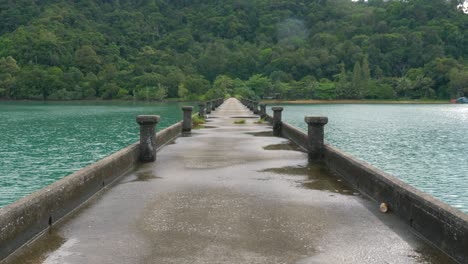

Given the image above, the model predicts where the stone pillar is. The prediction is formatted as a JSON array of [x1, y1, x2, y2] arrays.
[[259, 104, 266, 117], [253, 101, 259, 114], [198, 103, 205, 118], [136, 115, 160, 162], [211, 100, 216, 111], [182, 106, 193, 132], [206, 101, 212, 114], [272, 107, 283, 136], [305, 116, 328, 161]]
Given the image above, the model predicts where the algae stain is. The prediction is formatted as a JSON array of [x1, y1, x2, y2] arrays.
[[134, 171, 161, 182]]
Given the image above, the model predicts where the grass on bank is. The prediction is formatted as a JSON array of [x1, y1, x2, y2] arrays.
[[192, 114, 206, 128], [254, 118, 266, 124]]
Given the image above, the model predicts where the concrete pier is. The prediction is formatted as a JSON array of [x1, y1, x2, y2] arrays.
[[136, 115, 160, 162], [4, 99, 454, 264]]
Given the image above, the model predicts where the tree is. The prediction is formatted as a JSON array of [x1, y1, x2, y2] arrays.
[[350, 61, 363, 99], [245, 74, 271, 97], [75, 46, 101, 73], [449, 68, 468, 97], [0, 56, 19, 98]]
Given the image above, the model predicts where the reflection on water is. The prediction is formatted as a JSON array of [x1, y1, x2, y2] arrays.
[[270, 104, 468, 213], [0, 101, 186, 207]]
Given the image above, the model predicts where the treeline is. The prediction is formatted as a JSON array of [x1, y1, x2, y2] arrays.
[[0, 0, 467, 101]]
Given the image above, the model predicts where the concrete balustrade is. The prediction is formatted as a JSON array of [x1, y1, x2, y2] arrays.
[[272, 107, 283, 136], [253, 101, 259, 114], [198, 103, 206, 118], [305, 116, 328, 161], [211, 100, 216, 111], [182, 106, 193, 133], [259, 104, 266, 117], [206, 102, 212, 114], [136, 115, 160, 162]]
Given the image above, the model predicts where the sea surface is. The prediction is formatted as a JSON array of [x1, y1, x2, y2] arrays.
[[269, 104, 468, 213], [0, 101, 188, 207]]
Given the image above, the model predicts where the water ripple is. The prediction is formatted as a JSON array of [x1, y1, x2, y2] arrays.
[[0, 101, 186, 207]]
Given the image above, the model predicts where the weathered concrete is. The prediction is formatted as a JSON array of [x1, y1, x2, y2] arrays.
[[272, 106, 283, 136], [182, 106, 193, 132], [259, 103, 266, 118], [136, 115, 160, 162], [305, 116, 328, 161], [252, 101, 259, 114], [206, 102, 212, 114], [198, 103, 205, 119], [3, 98, 454, 264]]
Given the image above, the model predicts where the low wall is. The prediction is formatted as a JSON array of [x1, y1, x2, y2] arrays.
[[0, 122, 182, 260], [323, 145, 468, 263], [274, 118, 467, 263], [156, 121, 182, 148], [280, 122, 308, 152]]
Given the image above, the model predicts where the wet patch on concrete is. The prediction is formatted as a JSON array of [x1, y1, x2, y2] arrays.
[[2, 229, 65, 264], [263, 142, 303, 152], [260, 164, 354, 195], [412, 246, 458, 264], [133, 170, 161, 182], [138, 188, 321, 263]]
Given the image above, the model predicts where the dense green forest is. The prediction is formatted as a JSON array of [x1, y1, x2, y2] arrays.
[[0, 0, 467, 101]]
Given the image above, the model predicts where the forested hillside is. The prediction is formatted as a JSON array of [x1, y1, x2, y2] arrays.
[[0, 0, 467, 100]]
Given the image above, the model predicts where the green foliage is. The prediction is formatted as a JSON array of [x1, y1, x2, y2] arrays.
[[0, 0, 467, 100], [192, 114, 206, 127]]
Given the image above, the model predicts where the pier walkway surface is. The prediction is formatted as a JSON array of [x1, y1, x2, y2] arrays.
[[5, 98, 453, 264]]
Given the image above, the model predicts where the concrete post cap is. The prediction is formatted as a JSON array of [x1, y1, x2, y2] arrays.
[[182, 106, 193, 111], [136, 115, 160, 124], [271, 106, 283, 111], [304, 116, 328, 125]]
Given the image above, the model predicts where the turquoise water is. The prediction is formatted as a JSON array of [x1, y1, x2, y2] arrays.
[[269, 104, 468, 213], [0, 101, 189, 208]]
